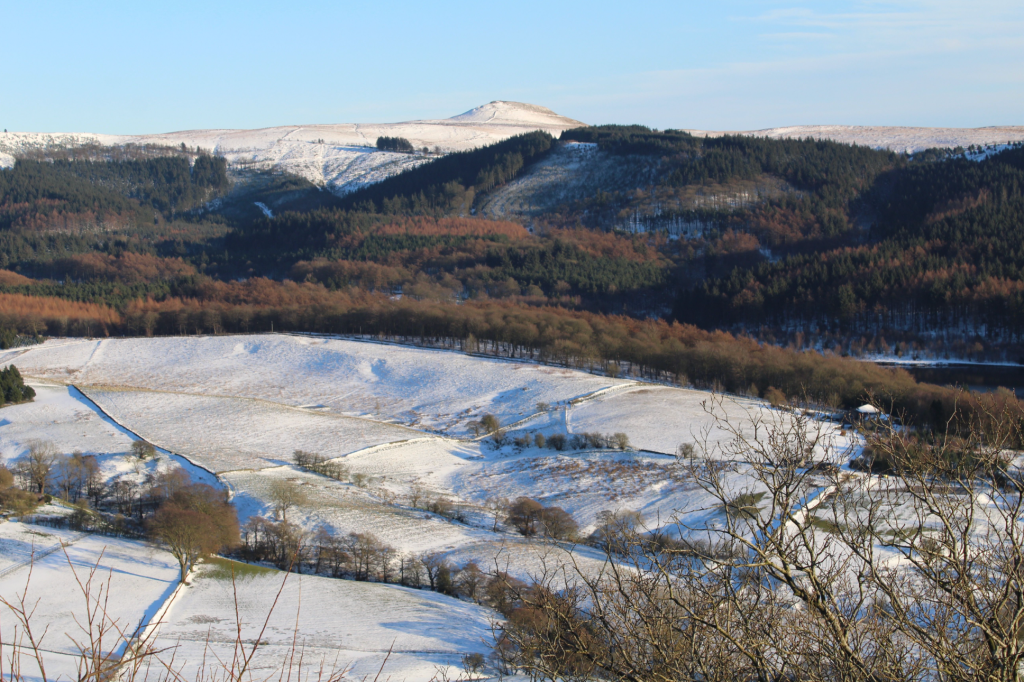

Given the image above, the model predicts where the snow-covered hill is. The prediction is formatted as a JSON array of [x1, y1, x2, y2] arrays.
[[0, 101, 585, 194], [3, 103, 1020, 196], [687, 124, 1024, 154]]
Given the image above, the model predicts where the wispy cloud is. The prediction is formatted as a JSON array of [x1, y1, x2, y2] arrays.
[[759, 32, 836, 40], [545, 9, 1024, 131], [747, 1, 1024, 38]]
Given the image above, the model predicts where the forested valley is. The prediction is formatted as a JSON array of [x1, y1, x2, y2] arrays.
[[2, 129, 1024, 431]]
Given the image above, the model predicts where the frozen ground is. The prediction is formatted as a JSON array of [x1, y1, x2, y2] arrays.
[[0, 521, 180, 682], [0, 102, 584, 195], [153, 557, 494, 682]]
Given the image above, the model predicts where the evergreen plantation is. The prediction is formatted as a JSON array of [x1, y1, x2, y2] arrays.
[[375, 136, 415, 153]]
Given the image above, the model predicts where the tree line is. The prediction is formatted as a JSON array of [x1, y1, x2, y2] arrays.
[[3, 277, 1017, 433]]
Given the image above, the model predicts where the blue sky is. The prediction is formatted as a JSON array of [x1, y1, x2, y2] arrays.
[[2, 1, 1021, 133]]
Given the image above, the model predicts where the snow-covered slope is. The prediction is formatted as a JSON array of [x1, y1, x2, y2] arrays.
[[686, 124, 1024, 154], [155, 558, 495, 681], [0, 101, 586, 193], [0, 523, 181, 681], [4, 103, 1018, 192]]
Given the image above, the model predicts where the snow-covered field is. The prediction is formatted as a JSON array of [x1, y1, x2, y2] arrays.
[[0, 521, 180, 682], [0, 333, 856, 678], [0, 383, 217, 488], [0, 336, 844, 536], [0, 101, 584, 193], [0, 333, 819, 546], [1, 335, 633, 435], [153, 558, 494, 681], [81, 388, 418, 473], [568, 385, 761, 454]]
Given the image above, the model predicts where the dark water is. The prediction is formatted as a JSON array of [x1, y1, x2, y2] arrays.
[[880, 363, 1024, 398]]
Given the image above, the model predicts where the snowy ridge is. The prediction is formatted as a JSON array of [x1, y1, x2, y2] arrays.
[[0, 101, 585, 194], [685, 124, 1024, 154], [4, 103, 1018, 194]]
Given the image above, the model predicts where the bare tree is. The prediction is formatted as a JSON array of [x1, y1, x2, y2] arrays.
[[506, 497, 544, 536], [19, 440, 57, 494], [149, 504, 220, 583], [457, 561, 486, 603], [268, 479, 309, 522], [148, 483, 239, 582], [491, 394, 1024, 682], [486, 496, 509, 532]]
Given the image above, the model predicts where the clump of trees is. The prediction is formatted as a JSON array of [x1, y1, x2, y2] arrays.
[[469, 413, 503, 440], [505, 496, 579, 540], [0, 365, 35, 406], [534, 431, 630, 452], [6, 439, 228, 545], [130, 440, 156, 459], [375, 136, 414, 153], [292, 450, 349, 481]]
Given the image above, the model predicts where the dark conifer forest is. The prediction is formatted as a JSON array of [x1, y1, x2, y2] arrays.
[[3, 128, 1024, 429], [375, 136, 415, 152]]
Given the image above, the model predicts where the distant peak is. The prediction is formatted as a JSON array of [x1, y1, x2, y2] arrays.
[[478, 101, 559, 115], [448, 101, 585, 128]]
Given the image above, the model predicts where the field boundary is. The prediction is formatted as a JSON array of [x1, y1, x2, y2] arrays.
[[70, 385, 222, 485], [0, 531, 88, 580]]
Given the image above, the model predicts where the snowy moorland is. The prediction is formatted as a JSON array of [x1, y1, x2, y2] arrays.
[[0, 335, 636, 435], [685, 124, 1024, 154], [5, 102, 1021, 195], [0, 102, 584, 193]]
